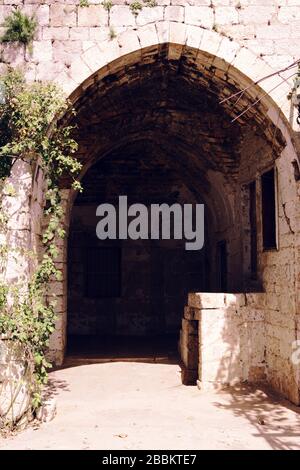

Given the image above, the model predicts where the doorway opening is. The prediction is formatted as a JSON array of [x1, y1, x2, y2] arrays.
[[61, 47, 283, 362], [67, 143, 207, 361]]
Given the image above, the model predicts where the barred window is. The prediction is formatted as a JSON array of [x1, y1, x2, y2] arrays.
[[261, 168, 277, 250]]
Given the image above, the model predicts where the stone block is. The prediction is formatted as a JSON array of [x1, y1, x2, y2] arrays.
[[185, 24, 204, 49], [68, 55, 92, 84], [0, 5, 13, 24], [78, 5, 108, 27], [81, 44, 108, 71], [278, 6, 300, 24], [50, 4, 76, 27], [242, 308, 265, 322], [110, 6, 135, 27], [215, 6, 239, 25], [69, 26, 90, 40], [52, 40, 83, 66], [216, 36, 240, 66], [240, 6, 276, 25], [188, 292, 226, 309], [23, 4, 50, 26], [165, 6, 184, 22], [245, 292, 266, 308], [30, 39, 53, 63], [155, 20, 169, 43], [138, 23, 159, 50], [117, 29, 140, 56], [136, 7, 164, 26], [225, 293, 246, 307], [43, 27, 69, 40], [185, 6, 214, 29], [255, 24, 291, 40]]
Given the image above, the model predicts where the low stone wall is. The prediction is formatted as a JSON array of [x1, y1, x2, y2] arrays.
[[180, 292, 300, 406], [0, 338, 32, 428]]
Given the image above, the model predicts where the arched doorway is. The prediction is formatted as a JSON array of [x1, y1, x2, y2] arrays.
[[60, 43, 286, 361], [41, 32, 300, 407], [67, 140, 209, 359]]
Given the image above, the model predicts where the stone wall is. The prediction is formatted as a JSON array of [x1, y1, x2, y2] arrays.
[[180, 292, 300, 405], [0, 338, 32, 427], [0, 0, 298, 126], [0, 1, 299, 85]]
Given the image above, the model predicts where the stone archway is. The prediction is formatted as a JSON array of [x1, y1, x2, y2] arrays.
[[35, 28, 300, 405]]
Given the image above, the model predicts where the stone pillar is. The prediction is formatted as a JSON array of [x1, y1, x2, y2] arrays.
[[180, 292, 268, 391]]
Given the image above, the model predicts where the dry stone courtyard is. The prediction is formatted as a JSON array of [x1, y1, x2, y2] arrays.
[[1, 362, 300, 450]]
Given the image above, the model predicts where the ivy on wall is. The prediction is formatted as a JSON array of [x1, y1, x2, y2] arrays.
[[0, 70, 82, 421]]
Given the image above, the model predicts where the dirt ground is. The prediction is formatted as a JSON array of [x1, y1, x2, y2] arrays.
[[1, 361, 300, 450]]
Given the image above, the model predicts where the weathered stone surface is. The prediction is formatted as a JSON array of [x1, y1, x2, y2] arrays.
[[50, 4, 76, 27], [30, 40, 53, 63], [23, 4, 49, 26], [215, 6, 239, 25], [43, 27, 69, 40], [165, 6, 184, 22], [188, 292, 226, 309], [110, 6, 135, 27], [181, 293, 273, 392], [185, 6, 214, 28], [77, 5, 108, 27], [135, 7, 164, 26], [0, 339, 31, 426], [239, 6, 276, 25]]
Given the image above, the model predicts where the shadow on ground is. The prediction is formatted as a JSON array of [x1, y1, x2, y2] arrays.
[[213, 384, 300, 450]]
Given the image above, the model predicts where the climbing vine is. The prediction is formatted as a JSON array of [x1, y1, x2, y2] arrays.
[[0, 70, 82, 417]]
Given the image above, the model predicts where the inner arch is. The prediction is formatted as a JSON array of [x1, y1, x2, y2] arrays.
[[63, 45, 286, 359]]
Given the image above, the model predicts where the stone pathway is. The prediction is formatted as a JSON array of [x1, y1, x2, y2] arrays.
[[1, 361, 300, 450]]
